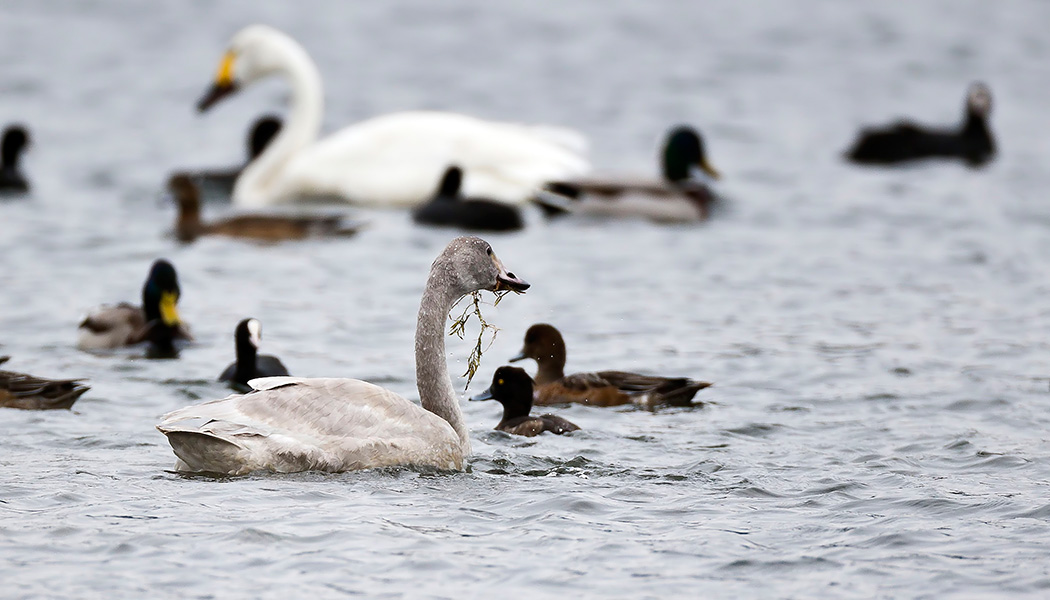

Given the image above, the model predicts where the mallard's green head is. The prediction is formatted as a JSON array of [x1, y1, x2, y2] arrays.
[[662, 125, 720, 183]]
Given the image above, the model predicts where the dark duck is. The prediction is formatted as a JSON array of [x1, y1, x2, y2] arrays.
[[412, 166, 525, 232], [845, 82, 995, 167], [471, 366, 580, 437], [0, 125, 30, 193], [218, 318, 291, 391]]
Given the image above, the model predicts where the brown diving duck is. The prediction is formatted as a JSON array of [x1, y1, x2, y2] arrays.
[[169, 174, 363, 242], [0, 357, 89, 410], [471, 366, 580, 436], [510, 323, 711, 408], [543, 125, 721, 223], [76, 259, 192, 358], [844, 82, 995, 167]]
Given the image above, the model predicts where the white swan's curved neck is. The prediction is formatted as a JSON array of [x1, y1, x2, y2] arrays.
[[235, 40, 324, 203], [415, 268, 470, 452]]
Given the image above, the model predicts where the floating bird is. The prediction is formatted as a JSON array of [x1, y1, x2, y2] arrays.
[[218, 318, 290, 391], [544, 125, 720, 222], [197, 25, 589, 208], [77, 259, 192, 357], [412, 166, 525, 232], [0, 357, 89, 410], [169, 174, 362, 242], [0, 125, 30, 193], [511, 323, 711, 408], [845, 82, 995, 167], [471, 366, 580, 436], [190, 116, 283, 195], [157, 237, 529, 474]]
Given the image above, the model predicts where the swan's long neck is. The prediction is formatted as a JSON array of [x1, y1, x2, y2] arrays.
[[415, 264, 470, 452], [235, 41, 324, 205]]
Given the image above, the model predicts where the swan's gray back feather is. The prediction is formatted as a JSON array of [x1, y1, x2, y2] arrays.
[[157, 377, 465, 474]]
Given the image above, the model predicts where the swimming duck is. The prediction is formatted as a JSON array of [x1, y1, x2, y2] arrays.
[[197, 25, 589, 208], [0, 357, 89, 410], [845, 82, 995, 167], [0, 125, 30, 193], [471, 366, 580, 436], [544, 125, 720, 222], [157, 236, 529, 475], [412, 166, 525, 232], [77, 259, 192, 357], [169, 174, 362, 242], [218, 318, 291, 391], [191, 116, 283, 195], [511, 323, 711, 408]]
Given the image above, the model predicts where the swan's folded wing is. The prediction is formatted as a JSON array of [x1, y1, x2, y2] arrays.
[[157, 377, 463, 474]]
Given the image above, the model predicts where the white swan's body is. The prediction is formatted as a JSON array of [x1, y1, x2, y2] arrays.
[[201, 25, 589, 208], [157, 237, 529, 474]]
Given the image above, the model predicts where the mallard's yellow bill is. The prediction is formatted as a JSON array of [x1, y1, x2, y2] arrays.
[[160, 292, 180, 327], [699, 157, 721, 180]]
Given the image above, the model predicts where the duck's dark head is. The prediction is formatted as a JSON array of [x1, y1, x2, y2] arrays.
[[248, 116, 282, 159], [511, 323, 566, 365], [2, 125, 29, 167], [435, 166, 464, 201], [142, 259, 183, 328], [470, 365, 535, 419], [662, 125, 720, 183], [965, 82, 992, 120]]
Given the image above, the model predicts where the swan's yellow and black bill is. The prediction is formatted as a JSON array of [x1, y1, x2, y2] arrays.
[[197, 51, 239, 112], [699, 157, 721, 180], [159, 292, 181, 326], [491, 253, 529, 294]]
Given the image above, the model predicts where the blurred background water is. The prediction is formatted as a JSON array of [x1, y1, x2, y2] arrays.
[[2, 1, 1050, 598]]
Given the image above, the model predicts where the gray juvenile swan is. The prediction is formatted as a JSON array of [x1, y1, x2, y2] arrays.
[[156, 237, 529, 474]]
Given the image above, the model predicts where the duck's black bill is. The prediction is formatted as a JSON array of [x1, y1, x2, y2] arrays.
[[508, 350, 527, 363], [469, 389, 494, 402], [197, 82, 238, 112], [495, 273, 530, 294]]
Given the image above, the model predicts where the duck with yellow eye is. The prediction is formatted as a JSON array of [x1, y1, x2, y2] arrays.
[[543, 125, 721, 223], [471, 366, 580, 437], [77, 259, 192, 358]]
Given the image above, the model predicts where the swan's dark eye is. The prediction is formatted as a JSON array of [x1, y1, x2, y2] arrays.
[[486, 247, 492, 256]]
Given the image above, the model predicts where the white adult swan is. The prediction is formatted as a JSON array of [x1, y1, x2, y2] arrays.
[[198, 24, 590, 208], [157, 237, 529, 474]]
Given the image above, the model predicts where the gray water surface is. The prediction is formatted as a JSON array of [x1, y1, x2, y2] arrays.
[[3, 2, 1050, 598]]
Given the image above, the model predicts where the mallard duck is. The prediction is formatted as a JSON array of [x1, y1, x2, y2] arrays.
[[412, 166, 525, 232], [471, 366, 579, 436], [218, 318, 291, 391], [157, 237, 529, 475], [197, 25, 589, 208], [544, 125, 720, 222], [510, 323, 711, 408], [77, 259, 192, 357], [0, 125, 30, 193], [169, 174, 362, 242], [845, 82, 995, 167], [0, 357, 89, 410], [190, 116, 283, 195]]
